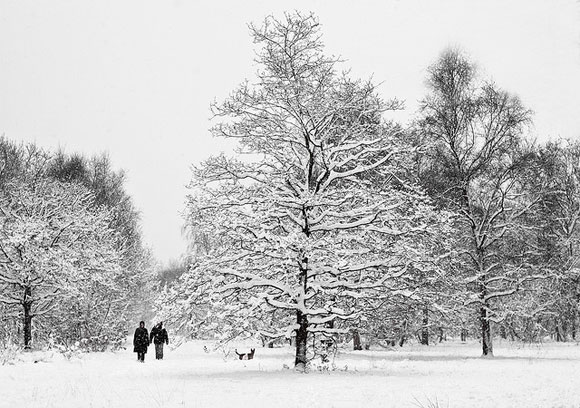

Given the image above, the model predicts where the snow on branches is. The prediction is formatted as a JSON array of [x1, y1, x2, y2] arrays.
[[0, 178, 121, 348], [172, 12, 449, 369]]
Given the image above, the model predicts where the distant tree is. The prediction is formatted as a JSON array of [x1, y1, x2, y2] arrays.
[[418, 49, 540, 356], [375, 129, 465, 347], [0, 137, 49, 190], [0, 178, 121, 348], [528, 140, 580, 341], [175, 12, 447, 370], [49, 152, 144, 259], [48, 151, 89, 183], [47, 150, 155, 344], [0, 139, 154, 349]]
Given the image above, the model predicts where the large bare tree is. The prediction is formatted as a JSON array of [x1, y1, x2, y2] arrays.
[[177, 12, 445, 370]]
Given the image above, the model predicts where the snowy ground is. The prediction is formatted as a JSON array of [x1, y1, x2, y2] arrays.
[[2, 340, 580, 408]]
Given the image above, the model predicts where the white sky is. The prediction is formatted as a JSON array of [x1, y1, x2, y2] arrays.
[[1, 0, 579, 265]]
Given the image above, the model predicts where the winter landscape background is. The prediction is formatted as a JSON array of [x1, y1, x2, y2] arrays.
[[2, 1, 580, 407]]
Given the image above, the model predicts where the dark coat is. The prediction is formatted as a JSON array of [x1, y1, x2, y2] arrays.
[[133, 327, 150, 353], [150, 325, 169, 345]]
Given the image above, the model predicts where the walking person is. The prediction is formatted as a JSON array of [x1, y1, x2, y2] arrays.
[[150, 322, 169, 360], [133, 321, 150, 362]]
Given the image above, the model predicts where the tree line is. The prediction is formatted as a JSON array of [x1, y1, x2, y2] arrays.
[[0, 139, 155, 351], [155, 12, 580, 369]]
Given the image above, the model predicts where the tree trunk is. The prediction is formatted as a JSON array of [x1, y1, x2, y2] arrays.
[[555, 319, 563, 342], [562, 319, 568, 341], [480, 305, 493, 357], [398, 335, 406, 347], [476, 245, 493, 357], [353, 329, 362, 351], [294, 310, 308, 370], [294, 254, 309, 371], [22, 284, 33, 350], [23, 301, 32, 350], [421, 305, 429, 345], [571, 280, 580, 341], [398, 319, 408, 347]]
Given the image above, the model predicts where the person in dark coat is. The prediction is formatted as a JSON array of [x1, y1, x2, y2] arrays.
[[149, 322, 169, 360], [133, 321, 150, 362]]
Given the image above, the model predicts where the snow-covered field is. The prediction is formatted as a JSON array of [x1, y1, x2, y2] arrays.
[[2, 340, 580, 408]]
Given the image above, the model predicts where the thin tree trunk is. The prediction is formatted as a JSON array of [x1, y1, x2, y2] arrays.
[[353, 329, 362, 351], [562, 319, 568, 341], [555, 319, 563, 342], [399, 319, 408, 347], [398, 335, 406, 347], [481, 304, 493, 357], [294, 310, 308, 370], [421, 305, 429, 345], [22, 285, 33, 350], [572, 279, 580, 341], [23, 305, 32, 349], [476, 243, 493, 357]]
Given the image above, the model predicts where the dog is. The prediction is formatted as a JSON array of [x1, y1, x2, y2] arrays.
[[235, 348, 255, 360]]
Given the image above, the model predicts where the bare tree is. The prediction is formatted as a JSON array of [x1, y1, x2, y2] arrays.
[[531, 140, 580, 340], [175, 12, 446, 370], [418, 49, 539, 356]]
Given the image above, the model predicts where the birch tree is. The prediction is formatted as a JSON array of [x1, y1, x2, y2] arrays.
[[418, 49, 539, 356], [179, 12, 445, 370]]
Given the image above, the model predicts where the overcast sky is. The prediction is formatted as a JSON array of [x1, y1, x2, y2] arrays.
[[1, 0, 579, 266]]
